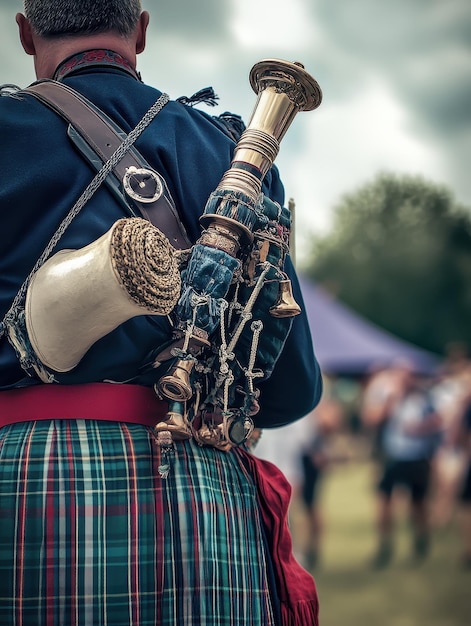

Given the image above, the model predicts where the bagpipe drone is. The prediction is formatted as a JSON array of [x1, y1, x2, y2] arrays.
[[153, 59, 322, 457]]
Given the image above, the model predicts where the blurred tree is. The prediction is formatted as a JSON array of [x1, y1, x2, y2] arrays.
[[302, 172, 471, 355]]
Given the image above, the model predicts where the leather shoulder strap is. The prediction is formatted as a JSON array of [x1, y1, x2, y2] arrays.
[[24, 80, 192, 250]]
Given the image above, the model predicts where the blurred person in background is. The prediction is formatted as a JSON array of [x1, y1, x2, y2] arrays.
[[456, 382, 471, 568], [299, 394, 345, 569], [429, 353, 471, 528], [363, 362, 443, 568], [361, 364, 404, 463]]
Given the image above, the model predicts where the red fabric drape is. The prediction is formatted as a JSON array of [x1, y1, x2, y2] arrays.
[[239, 449, 320, 626]]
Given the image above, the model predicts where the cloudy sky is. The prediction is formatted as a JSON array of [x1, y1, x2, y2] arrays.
[[2, 0, 470, 262]]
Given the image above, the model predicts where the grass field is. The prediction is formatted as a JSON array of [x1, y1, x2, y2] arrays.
[[289, 459, 471, 626]]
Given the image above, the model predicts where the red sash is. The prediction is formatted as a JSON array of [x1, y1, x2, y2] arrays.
[[0, 383, 167, 427]]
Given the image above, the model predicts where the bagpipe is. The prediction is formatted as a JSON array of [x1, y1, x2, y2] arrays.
[[152, 60, 321, 454], [4, 59, 322, 468]]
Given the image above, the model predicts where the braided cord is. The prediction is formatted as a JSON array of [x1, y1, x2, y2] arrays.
[[110, 217, 180, 314], [1, 93, 170, 329]]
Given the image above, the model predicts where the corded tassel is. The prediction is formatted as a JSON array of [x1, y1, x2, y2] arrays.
[[177, 87, 219, 107], [156, 429, 175, 479], [216, 112, 246, 141]]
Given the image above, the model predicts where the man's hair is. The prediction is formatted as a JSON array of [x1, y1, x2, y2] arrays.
[[23, 0, 142, 38]]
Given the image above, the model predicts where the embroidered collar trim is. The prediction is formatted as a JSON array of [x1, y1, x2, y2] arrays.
[[53, 49, 141, 82]]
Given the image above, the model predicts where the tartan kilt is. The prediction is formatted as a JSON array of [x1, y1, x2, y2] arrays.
[[0, 420, 277, 626]]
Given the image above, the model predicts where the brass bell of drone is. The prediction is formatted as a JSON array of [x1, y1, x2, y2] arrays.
[[269, 279, 301, 318], [156, 358, 195, 401], [154, 401, 192, 440]]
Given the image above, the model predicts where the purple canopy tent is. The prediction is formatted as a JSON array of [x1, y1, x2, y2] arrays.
[[298, 275, 440, 376]]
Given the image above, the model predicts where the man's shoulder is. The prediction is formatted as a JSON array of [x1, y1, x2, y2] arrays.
[[173, 86, 246, 141]]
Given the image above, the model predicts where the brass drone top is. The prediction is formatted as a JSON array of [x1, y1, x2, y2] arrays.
[[249, 59, 322, 113]]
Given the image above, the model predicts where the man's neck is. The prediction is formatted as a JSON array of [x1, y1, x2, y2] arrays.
[[33, 33, 137, 79]]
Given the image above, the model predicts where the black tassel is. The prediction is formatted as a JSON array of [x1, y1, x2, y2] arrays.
[[216, 112, 246, 141], [177, 87, 219, 107]]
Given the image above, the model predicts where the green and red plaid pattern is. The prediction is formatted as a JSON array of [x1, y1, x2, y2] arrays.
[[0, 420, 277, 625]]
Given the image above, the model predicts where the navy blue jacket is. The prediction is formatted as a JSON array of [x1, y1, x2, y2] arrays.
[[0, 60, 321, 427]]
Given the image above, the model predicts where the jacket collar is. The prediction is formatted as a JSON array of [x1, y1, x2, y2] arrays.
[[53, 49, 141, 82]]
